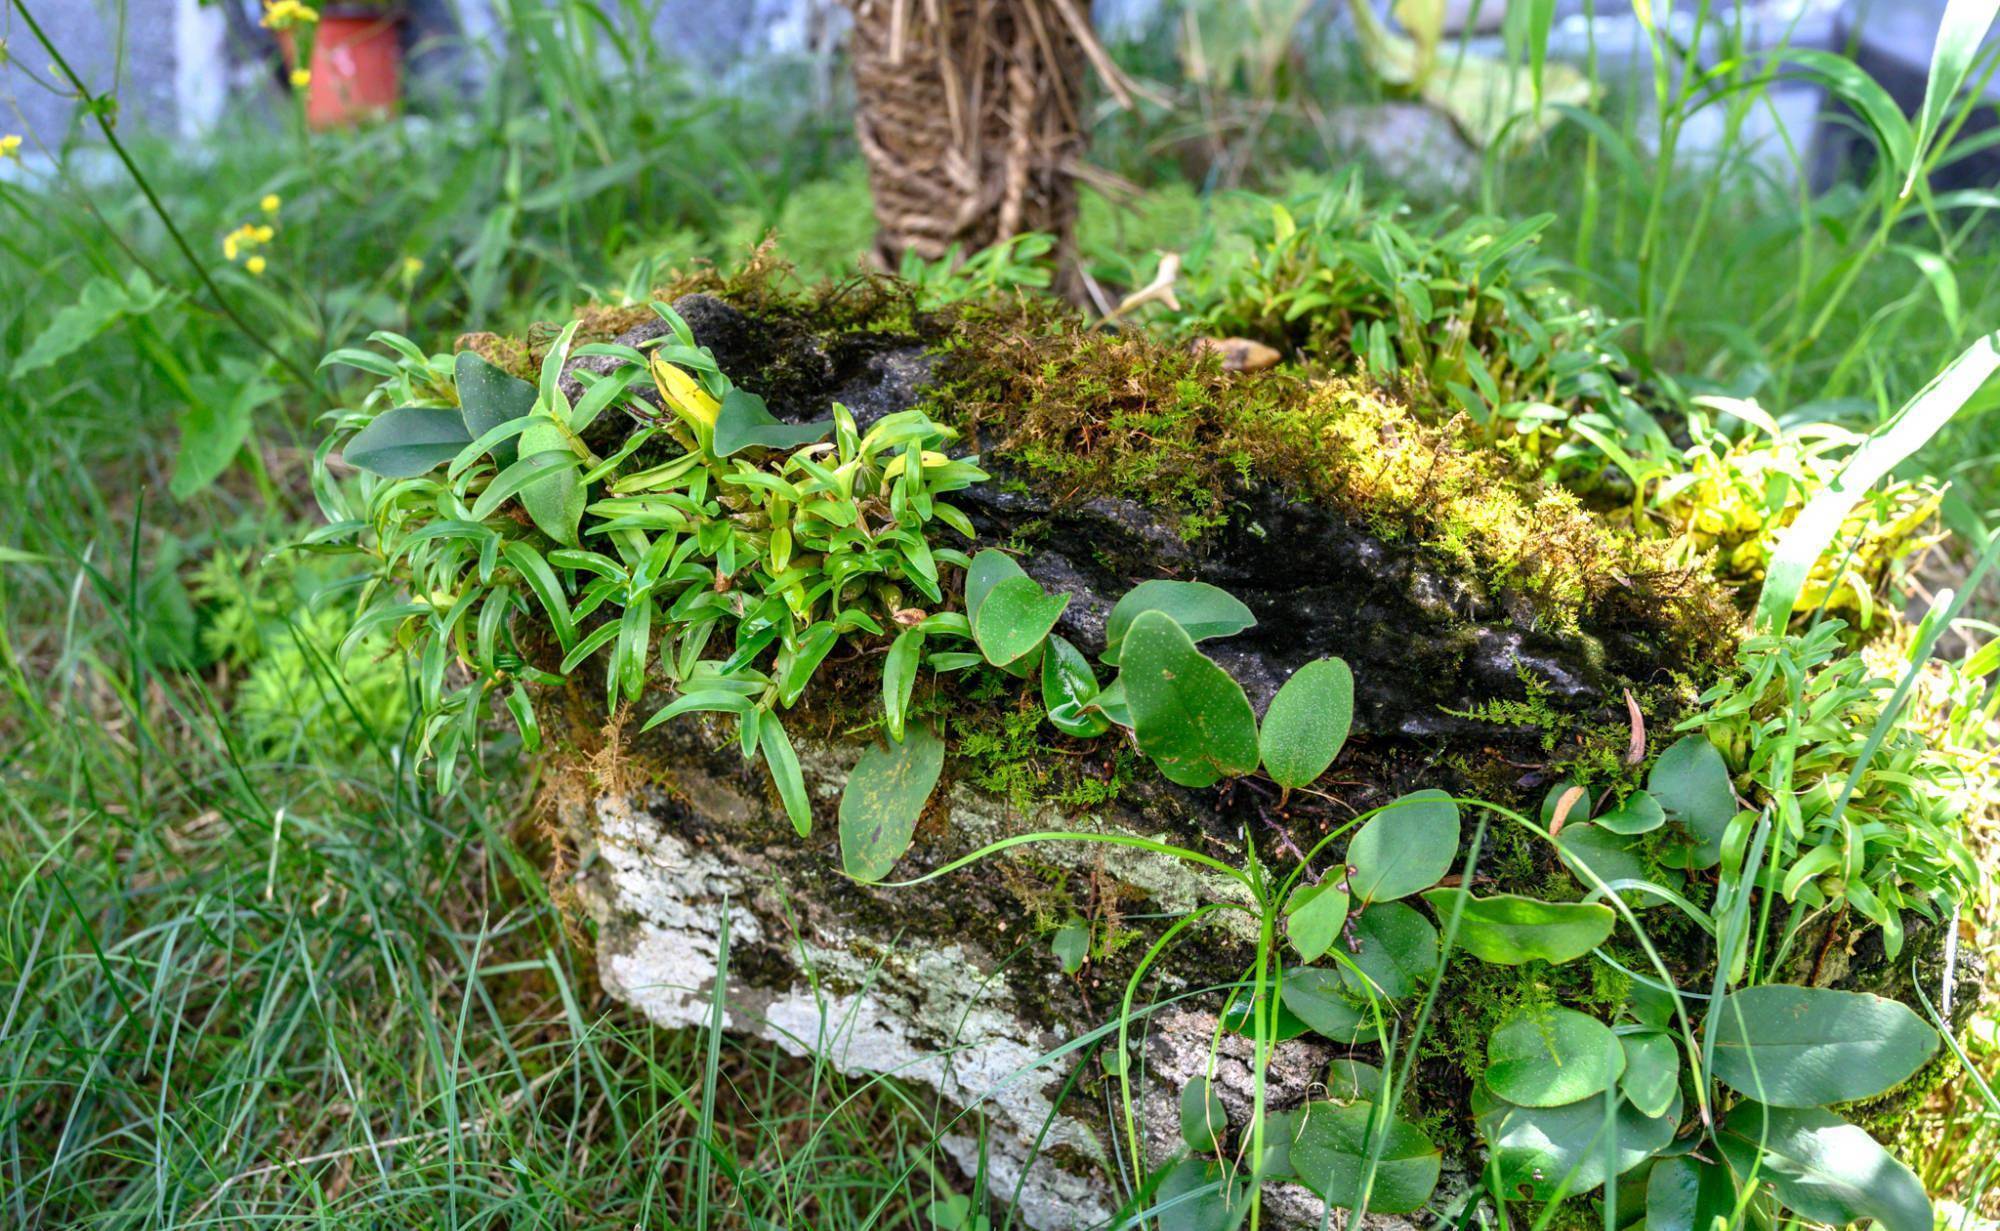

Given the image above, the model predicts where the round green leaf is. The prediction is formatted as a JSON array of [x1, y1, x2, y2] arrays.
[[838, 725, 945, 882], [1473, 1084, 1680, 1201], [1259, 657, 1353, 789], [1152, 1158, 1248, 1231], [1421, 890, 1614, 966], [1717, 1104, 1930, 1231], [972, 575, 1069, 668], [1709, 985, 1939, 1108], [1346, 789, 1458, 902], [964, 549, 1027, 624], [1485, 1008, 1624, 1108], [1102, 579, 1256, 665], [1050, 923, 1088, 974], [1257, 1108, 1304, 1180], [344, 406, 474, 478], [1284, 880, 1350, 963], [1649, 734, 1735, 868], [1279, 966, 1369, 1043], [1338, 902, 1437, 1001], [1646, 1156, 1740, 1231], [1540, 781, 1593, 828], [1618, 1030, 1680, 1119], [1221, 985, 1312, 1041], [1120, 609, 1260, 788], [1556, 823, 1681, 911], [1179, 1077, 1228, 1153], [1289, 1101, 1442, 1215], [1595, 789, 1666, 835], [1325, 1058, 1385, 1104]]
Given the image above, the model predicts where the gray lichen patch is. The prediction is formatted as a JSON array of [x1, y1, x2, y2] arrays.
[[575, 786, 1193, 1229]]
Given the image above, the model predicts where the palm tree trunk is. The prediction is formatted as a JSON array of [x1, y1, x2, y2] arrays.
[[844, 0, 1120, 293]]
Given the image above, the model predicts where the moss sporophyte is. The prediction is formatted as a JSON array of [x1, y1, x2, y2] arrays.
[[312, 289, 1962, 1231]]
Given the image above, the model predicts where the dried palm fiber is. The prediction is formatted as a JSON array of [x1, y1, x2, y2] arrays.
[[844, 0, 1135, 293]]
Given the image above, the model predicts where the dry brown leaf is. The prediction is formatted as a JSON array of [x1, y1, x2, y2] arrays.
[[1549, 784, 1588, 837]]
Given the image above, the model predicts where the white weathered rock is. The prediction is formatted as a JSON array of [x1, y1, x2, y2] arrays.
[[570, 779, 1424, 1230]]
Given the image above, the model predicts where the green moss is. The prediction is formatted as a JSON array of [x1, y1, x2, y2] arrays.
[[943, 670, 1140, 813], [919, 296, 1736, 656]]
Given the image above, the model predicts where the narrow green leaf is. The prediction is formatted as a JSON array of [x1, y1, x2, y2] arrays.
[[1907, 0, 2000, 193], [882, 628, 924, 742], [761, 716, 812, 836], [1757, 332, 2000, 631], [500, 540, 576, 651], [470, 449, 579, 521]]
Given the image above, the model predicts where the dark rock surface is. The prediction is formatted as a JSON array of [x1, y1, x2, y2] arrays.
[[562, 293, 936, 454]]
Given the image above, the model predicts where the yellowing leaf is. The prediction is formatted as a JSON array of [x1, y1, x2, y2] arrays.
[[650, 358, 720, 430]]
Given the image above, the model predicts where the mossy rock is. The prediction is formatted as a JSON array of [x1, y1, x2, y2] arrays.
[[502, 276, 1951, 1228]]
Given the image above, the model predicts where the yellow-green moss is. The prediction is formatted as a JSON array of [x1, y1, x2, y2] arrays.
[[922, 297, 1737, 654]]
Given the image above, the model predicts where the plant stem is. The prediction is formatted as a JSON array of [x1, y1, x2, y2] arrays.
[[9, 0, 320, 390]]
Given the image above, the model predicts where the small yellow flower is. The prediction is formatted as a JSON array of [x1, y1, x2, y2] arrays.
[[246, 256, 267, 276], [0, 134, 21, 161], [261, 0, 320, 30], [224, 234, 241, 262], [401, 255, 425, 278], [253, 225, 274, 244], [260, 194, 281, 214], [290, 68, 311, 88]]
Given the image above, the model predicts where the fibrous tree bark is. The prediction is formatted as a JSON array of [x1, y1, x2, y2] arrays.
[[843, 0, 1132, 294]]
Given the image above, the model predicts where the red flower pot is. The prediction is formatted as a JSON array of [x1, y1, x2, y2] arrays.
[[281, 12, 403, 130]]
